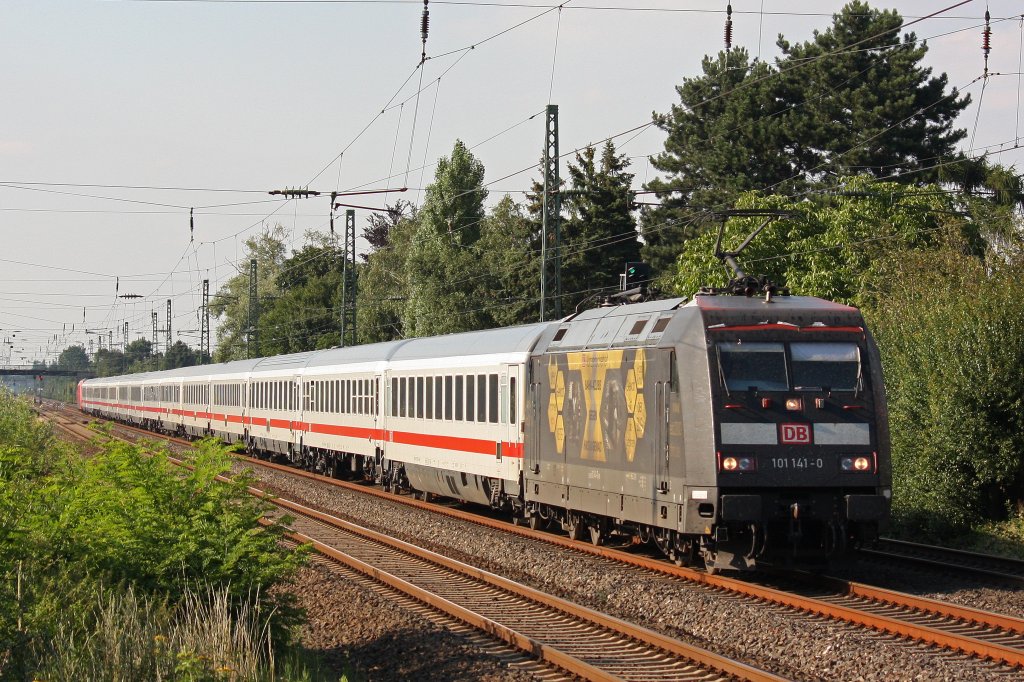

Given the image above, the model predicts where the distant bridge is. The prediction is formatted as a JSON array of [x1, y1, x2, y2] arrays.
[[0, 366, 96, 378]]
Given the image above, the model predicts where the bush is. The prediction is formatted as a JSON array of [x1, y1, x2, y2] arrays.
[[0, 389, 312, 679], [865, 233, 1024, 533]]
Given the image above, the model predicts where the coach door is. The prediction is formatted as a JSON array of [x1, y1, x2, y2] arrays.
[[502, 366, 520, 461], [525, 359, 541, 475]]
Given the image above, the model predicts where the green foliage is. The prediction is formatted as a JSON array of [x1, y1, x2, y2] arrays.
[[561, 141, 641, 310], [475, 195, 541, 328], [642, 1, 970, 274], [865, 237, 1024, 532], [261, 234, 346, 355], [56, 345, 90, 370], [358, 211, 417, 343], [210, 225, 289, 361], [671, 177, 967, 305], [0, 390, 308, 678], [404, 140, 491, 337]]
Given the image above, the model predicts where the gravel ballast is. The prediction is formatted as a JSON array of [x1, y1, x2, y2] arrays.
[[239, 461, 1024, 682]]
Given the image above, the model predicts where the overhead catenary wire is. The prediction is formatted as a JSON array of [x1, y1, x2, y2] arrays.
[[13, 0, 1014, 361]]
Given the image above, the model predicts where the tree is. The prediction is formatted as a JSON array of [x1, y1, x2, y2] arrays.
[[358, 213, 417, 344], [642, 1, 970, 274], [670, 176, 977, 305], [94, 349, 126, 377], [56, 345, 90, 371], [561, 141, 641, 310], [362, 200, 414, 261], [476, 195, 541, 327], [260, 233, 344, 355], [403, 140, 490, 337], [867, 234, 1024, 532], [124, 339, 153, 370], [209, 226, 288, 361], [162, 341, 197, 370]]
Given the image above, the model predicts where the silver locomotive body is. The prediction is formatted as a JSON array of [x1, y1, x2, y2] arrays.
[[524, 294, 890, 570]]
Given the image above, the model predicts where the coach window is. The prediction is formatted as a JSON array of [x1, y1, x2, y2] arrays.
[[366, 379, 371, 414], [398, 377, 406, 417], [443, 376, 452, 420], [489, 374, 499, 423], [510, 377, 517, 424], [416, 377, 424, 419], [425, 377, 434, 419], [482, 375, 493, 423], [434, 376, 442, 420], [466, 375, 476, 422], [454, 376, 463, 421]]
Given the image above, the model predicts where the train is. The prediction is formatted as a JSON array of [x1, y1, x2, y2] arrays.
[[78, 289, 891, 572]]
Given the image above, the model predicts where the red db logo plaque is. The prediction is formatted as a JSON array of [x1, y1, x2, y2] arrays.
[[780, 424, 811, 445]]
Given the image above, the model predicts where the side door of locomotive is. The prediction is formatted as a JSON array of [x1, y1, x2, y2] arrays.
[[652, 350, 675, 494]]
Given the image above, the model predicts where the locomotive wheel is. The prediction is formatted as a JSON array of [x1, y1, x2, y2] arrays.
[[566, 515, 583, 542], [528, 515, 542, 531], [589, 525, 604, 546]]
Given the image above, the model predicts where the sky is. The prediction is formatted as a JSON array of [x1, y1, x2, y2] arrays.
[[1, 0, 1022, 365]]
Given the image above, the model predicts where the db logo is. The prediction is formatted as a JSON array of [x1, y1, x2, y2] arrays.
[[780, 423, 811, 444]]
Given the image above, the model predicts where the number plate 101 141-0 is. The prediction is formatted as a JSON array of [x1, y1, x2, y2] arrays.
[[769, 456, 825, 470]]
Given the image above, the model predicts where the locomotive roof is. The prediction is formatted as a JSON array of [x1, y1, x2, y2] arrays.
[[691, 294, 858, 312]]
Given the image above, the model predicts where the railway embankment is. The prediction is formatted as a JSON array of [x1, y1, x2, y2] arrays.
[[0, 389, 320, 680]]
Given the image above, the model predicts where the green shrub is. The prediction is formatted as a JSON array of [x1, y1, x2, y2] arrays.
[[0, 389, 311, 679]]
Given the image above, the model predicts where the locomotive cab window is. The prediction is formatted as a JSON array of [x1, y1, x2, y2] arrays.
[[791, 342, 861, 391], [717, 342, 788, 392]]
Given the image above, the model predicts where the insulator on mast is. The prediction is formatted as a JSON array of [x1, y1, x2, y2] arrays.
[[982, 9, 991, 76], [724, 3, 733, 49], [420, 0, 430, 64]]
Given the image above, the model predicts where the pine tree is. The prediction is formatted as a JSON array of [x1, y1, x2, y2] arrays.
[[562, 141, 641, 311], [641, 1, 970, 275]]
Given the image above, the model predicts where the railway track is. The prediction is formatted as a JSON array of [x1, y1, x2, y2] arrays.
[[862, 537, 1024, 586], [44, 404, 1024, 674], [39, 402, 783, 682]]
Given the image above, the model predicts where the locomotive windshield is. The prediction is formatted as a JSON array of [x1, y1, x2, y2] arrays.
[[717, 342, 788, 391], [791, 342, 860, 391]]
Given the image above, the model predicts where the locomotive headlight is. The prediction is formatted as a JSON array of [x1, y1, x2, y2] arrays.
[[785, 398, 803, 411], [840, 455, 873, 472], [720, 455, 756, 472]]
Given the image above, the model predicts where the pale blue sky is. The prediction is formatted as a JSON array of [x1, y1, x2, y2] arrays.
[[1, 0, 1021, 363]]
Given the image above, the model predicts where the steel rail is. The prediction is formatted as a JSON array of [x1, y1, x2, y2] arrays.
[[260, 494, 785, 682], [59, 406, 1024, 669], [863, 538, 1024, 586], [45, 405, 781, 682]]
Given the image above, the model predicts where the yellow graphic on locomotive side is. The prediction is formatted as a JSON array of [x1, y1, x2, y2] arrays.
[[546, 349, 649, 462]]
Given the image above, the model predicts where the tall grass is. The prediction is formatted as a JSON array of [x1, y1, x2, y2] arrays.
[[34, 583, 316, 681]]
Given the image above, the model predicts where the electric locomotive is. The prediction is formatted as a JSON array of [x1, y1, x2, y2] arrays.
[[523, 291, 890, 571]]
